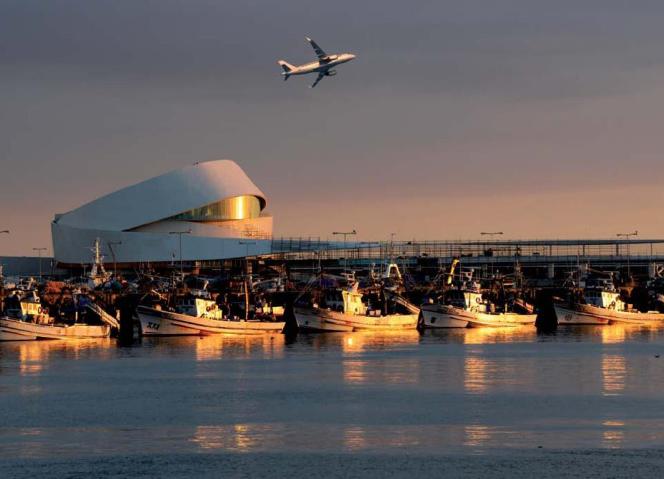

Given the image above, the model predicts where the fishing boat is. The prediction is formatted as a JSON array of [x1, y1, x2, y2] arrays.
[[294, 281, 419, 333], [420, 262, 536, 329], [0, 290, 113, 340], [421, 287, 536, 328], [555, 277, 664, 325], [137, 288, 285, 336]]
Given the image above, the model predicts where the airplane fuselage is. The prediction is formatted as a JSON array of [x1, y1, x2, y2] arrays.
[[278, 38, 355, 87], [287, 53, 355, 75]]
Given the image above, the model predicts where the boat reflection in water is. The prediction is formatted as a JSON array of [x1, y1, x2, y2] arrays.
[[602, 420, 626, 449], [602, 354, 626, 397], [336, 331, 420, 386], [463, 424, 494, 448], [191, 424, 270, 452], [462, 325, 537, 345], [192, 333, 286, 362], [12, 338, 113, 377]]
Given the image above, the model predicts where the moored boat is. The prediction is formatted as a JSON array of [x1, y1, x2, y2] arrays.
[[420, 263, 536, 329], [554, 275, 664, 325], [295, 281, 419, 332], [0, 317, 111, 340], [0, 289, 113, 341], [137, 296, 285, 336], [554, 300, 664, 326]]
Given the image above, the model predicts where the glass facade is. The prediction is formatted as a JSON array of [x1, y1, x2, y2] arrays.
[[169, 195, 261, 222]]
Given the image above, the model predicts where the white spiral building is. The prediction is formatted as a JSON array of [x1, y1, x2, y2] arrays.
[[51, 160, 273, 266]]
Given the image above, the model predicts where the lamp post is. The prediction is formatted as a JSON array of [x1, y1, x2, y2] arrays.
[[480, 232, 503, 277], [107, 241, 122, 278], [169, 230, 191, 279], [32, 247, 47, 283], [617, 230, 638, 278], [238, 241, 256, 320], [332, 229, 357, 274]]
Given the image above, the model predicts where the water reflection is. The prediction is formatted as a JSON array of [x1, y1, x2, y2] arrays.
[[602, 420, 625, 448], [13, 339, 113, 377], [463, 326, 537, 345], [601, 326, 627, 344], [339, 331, 420, 385], [193, 334, 286, 361], [343, 426, 367, 451], [602, 354, 626, 396], [463, 424, 493, 448], [190, 424, 272, 452], [334, 330, 420, 351], [464, 355, 489, 394]]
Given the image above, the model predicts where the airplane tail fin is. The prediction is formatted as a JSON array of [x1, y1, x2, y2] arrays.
[[278, 60, 294, 81]]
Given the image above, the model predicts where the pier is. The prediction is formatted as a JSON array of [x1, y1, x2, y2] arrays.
[[4, 238, 664, 285]]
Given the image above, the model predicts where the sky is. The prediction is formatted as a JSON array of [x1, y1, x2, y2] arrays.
[[1, 0, 664, 255]]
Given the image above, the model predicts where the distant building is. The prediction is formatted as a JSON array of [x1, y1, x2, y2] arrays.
[[51, 160, 272, 267]]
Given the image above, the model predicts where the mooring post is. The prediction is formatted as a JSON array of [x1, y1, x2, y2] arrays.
[[116, 295, 135, 344]]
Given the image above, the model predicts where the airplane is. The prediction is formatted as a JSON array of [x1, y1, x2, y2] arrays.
[[277, 37, 356, 88]]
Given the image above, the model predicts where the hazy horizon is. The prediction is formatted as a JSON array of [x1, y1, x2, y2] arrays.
[[2, 0, 664, 255]]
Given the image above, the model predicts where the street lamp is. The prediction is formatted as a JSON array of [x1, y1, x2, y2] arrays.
[[332, 229, 357, 273], [617, 230, 638, 278], [32, 247, 47, 283], [238, 240, 256, 320], [481, 232, 503, 277], [169, 230, 191, 278]]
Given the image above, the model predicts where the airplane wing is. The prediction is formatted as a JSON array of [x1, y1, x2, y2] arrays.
[[310, 72, 324, 88], [306, 37, 327, 59]]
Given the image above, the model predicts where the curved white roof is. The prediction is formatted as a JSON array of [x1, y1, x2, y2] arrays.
[[55, 160, 267, 231]]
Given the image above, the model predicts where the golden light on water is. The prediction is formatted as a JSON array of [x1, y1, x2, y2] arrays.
[[19, 342, 45, 377], [463, 424, 492, 447], [463, 326, 536, 345], [602, 420, 625, 448], [16, 339, 113, 377], [194, 334, 286, 362], [343, 426, 367, 450], [601, 326, 627, 344], [464, 355, 489, 394], [190, 424, 268, 452], [601, 354, 626, 396], [341, 331, 420, 385]]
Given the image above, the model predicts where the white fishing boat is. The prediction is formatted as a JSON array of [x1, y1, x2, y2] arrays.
[[0, 291, 112, 340], [0, 317, 111, 340], [295, 283, 419, 332], [420, 268, 536, 329], [555, 278, 664, 325], [137, 296, 285, 336]]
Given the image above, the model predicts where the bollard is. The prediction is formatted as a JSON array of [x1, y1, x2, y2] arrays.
[[116, 296, 135, 344]]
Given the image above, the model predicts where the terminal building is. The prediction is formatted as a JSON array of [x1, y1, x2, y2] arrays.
[[51, 160, 272, 267]]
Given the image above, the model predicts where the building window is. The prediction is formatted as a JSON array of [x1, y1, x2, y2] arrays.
[[169, 196, 261, 222]]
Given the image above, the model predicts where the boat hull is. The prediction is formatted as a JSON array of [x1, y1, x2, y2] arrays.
[[294, 308, 354, 332], [137, 306, 285, 336], [420, 305, 469, 328], [0, 317, 110, 340], [294, 307, 418, 332], [554, 303, 664, 325], [422, 305, 536, 328], [0, 326, 37, 341]]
